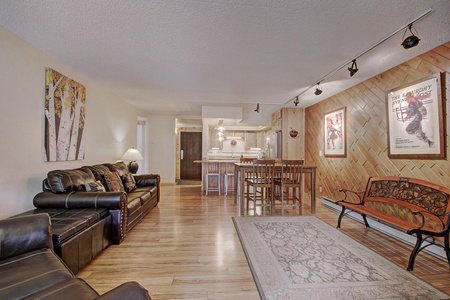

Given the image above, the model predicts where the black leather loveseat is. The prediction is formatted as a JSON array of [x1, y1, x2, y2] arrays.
[[0, 213, 151, 300], [33, 161, 160, 244]]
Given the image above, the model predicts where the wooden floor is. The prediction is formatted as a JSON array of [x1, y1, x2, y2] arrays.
[[78, 185, 450, 299]]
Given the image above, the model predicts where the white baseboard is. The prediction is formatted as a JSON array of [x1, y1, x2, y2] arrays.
[[320, 196, 448, 262]]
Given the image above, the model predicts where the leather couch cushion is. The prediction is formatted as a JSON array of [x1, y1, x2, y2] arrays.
[[102, 172, 125, 192], [47, 168, 96, 193], [83, 164, 111, 187], [121, 173, 137, 192], [105, 161, 129, 177], [21, 278, 99, 300], [83, 180, 107, 192], [0, 248, 73, 299]]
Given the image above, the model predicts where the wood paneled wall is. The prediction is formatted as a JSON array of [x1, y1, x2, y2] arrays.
[[305, 42, 450, 201]]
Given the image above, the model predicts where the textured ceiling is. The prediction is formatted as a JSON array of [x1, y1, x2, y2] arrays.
[[1, 1, 449, 125]]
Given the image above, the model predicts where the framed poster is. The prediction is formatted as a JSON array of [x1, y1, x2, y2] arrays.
[[324, 107, 346, 157], [386, 73, 445, 159]]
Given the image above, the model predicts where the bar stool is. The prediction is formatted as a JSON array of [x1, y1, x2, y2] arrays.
[[274, 160, 304, 215], [205, 161, 220, 195], [224, 162, 235, 195], [246, 159, 275, 215]]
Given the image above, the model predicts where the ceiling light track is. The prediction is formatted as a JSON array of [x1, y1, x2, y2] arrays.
[[284, 8, 434, 107]]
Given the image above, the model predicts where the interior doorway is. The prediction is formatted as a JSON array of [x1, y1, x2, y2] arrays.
[[180, 132, 202, 180]]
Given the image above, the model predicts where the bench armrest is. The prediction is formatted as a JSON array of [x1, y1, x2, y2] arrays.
[[96, 281, 151, 300], [338, 189, 364, 204], [0, 214, 53, 260], [408, 210, 450, 235]]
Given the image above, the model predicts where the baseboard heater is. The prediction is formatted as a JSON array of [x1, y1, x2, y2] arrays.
[[320, 196, 448, 262]]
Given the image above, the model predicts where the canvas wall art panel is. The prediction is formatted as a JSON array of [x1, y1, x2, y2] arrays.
[[44, 68, 86, 161]]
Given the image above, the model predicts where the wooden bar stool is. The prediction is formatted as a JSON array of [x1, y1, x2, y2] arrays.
[[205, 161, 220, 195], [224, 162, 235, 195]]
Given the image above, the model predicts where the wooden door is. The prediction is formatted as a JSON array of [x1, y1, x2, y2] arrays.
[[180, 132, 202, 179]]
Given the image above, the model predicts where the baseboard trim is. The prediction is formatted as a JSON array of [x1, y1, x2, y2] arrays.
[[320, 196, 448, 262]]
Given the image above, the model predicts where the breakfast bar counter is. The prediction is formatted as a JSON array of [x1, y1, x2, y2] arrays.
[[194, 159, 241, 195]]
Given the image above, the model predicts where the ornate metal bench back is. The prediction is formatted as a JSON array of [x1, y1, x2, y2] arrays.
[[366, 177, 450, 225]]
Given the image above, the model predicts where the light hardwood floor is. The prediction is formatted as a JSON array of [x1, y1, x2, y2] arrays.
[[78, 185, 450, 299]]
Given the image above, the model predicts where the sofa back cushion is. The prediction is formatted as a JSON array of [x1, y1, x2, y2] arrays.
[[105, 161, 130, 177], [47, 168, 96, 193], [83, 164, 111, 187]]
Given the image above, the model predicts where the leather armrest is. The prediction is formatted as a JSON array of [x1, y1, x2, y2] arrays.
[[134, 174, 160, 188], [134, 174, 160, 203], [0, 213, 52, 260], [33, 191, 127, 210], [95, 281, 152, 300]]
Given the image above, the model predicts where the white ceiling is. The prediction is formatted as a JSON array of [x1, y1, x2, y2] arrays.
[[1, 1, 449, 126]]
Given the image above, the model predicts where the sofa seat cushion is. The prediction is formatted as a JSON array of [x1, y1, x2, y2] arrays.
[[51, 218, 89, 244], [21, 278, 99, 300], [127, 196, 142, 214], [0, 248, 73, 299], [134, 186, 157, 198], [129, 190, 152, 205]]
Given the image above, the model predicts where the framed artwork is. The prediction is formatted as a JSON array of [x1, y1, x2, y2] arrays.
[[44, 68, 86, 161], [386, 73, 445, 159], [324, 107, 346, 157]]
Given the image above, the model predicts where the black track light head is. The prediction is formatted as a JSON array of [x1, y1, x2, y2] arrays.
[[348, 59, 358, 77], [254, 103, 260, 113], [294, 96, 299, 107], [314, 83, 322, 96], [402, 23, 420, 49]]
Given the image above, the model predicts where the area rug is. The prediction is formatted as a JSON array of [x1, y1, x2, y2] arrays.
[[232, 216, 449, 300]]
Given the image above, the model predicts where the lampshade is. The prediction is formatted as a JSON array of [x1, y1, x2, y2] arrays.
[[122, 148, 143, 161]]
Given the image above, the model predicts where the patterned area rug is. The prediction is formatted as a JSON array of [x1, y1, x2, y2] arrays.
[[232, 216, 449, 300]]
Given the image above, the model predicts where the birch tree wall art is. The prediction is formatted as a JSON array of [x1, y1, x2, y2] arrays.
[[44, 68, 86, 161]]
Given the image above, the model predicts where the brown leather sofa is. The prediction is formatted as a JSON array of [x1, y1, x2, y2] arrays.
[[0, 213, 151, 300], [33, 161, 160, 244]]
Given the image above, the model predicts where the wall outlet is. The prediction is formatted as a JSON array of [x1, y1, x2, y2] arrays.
[[319, 186, 323, 192]]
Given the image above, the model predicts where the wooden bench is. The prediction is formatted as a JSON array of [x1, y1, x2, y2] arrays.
[[336, 176, 450, 271]]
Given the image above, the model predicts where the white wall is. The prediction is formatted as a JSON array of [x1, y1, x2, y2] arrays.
[[0, 26, 139, 218], [147, 115, 176, 184]]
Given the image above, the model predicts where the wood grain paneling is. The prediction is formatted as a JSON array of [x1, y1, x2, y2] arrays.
[[306, 42, 450, 202]]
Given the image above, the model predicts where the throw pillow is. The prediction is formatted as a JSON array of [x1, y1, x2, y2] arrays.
[[121, 173, 137, 192], [84, 180, 106, 192], [102, 172, 125, 192]]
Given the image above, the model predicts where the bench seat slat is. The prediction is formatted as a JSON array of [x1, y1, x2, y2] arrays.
[[338, 201, 436, 233]]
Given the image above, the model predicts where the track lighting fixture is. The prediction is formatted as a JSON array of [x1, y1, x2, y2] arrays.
[[401, 23, 420, 49], [254, 103, 260, 113], [348, 59, 358, 77], [279, 9, 433, 107], [314, 83, 322, 96]]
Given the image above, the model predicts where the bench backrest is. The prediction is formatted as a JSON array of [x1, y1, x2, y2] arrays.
[[363, 176, 450, 227]]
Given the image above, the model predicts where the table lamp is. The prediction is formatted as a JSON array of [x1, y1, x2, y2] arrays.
[[122, 148, 143, 174]]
